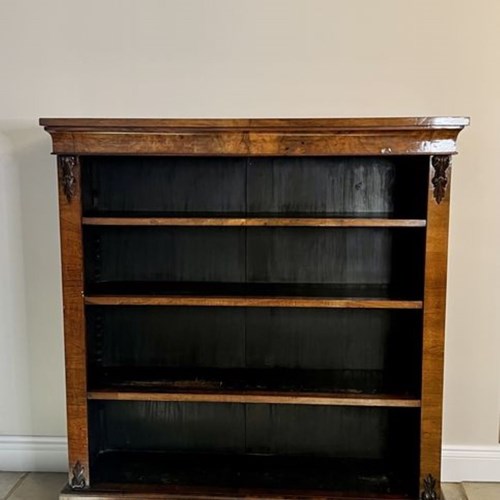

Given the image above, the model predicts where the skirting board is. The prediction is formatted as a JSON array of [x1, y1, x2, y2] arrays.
[[0, 436, 499, 482], [441, 445, 500, 482], [0, 436, 67, 473]]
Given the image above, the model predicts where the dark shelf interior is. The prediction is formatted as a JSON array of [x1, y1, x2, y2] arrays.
[[89, 401, 420, 497], [87, 307, 422, 397], [81, 156, 429, 219], [89, 368, 420, 398], [92, 452, 413, 498], [83, 226, 425, 300], [82, 155, 427, 498]]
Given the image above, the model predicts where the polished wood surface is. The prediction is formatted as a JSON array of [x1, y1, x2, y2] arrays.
[[84, 295, 423, 309], [40, 116, 469, 130], [87, 390, 420, 407], [82, 217, 426, 227], [419, 157, 452, 494], [41, 117, 469, 156], [57, 158, 89, 487]]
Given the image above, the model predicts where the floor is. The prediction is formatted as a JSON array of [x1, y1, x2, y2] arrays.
[[0, 473, 498, 499]]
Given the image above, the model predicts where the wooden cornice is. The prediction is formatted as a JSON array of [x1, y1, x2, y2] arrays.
[[40, 117, 469, 156]]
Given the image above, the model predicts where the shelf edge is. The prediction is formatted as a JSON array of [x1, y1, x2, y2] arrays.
[[84, 296, 423, 309], [87, 391, 421, 408], [81, 217, 427, 228]]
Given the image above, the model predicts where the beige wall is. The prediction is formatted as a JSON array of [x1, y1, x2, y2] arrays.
[[0, 0, 498, 448]]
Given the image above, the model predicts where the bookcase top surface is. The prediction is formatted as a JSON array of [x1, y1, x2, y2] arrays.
[[40, 116, 469, 156], [40, 116, 469, 131]]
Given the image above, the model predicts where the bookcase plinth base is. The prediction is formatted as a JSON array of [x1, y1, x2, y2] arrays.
[[60, 485, 417, 500]]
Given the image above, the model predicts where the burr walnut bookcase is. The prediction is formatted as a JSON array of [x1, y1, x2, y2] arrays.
[[40, 117, 468, 500]]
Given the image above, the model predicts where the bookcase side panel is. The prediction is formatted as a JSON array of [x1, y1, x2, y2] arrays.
[[420, 155, 452, 496], [57, 156, 90, 489]]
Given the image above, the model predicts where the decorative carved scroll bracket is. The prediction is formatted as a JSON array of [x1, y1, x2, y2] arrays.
[[70, 461, 86, 490], [421, 474, 439, 500], [431, 155, 451, 204], [59, 156, 77, 203]]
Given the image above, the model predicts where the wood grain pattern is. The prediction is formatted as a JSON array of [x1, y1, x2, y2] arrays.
[[82, 217, 426, 228], [419, 155, 452, 497], [87, 390, 420, 407], [57, 156, 89, 487], [40, 117, 469, 156], [84, 296, 423, 309], [43, 130, 460, 157]]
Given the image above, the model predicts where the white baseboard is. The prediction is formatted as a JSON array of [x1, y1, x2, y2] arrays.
[[1, 436, 499, 482], [0, 436, 68, 473], [442, 444, 500, 482]]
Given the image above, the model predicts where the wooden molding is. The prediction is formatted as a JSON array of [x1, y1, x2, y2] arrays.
[[40, 117, 469, 156]]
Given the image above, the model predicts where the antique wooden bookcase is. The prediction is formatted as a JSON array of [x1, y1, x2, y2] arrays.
[[40, 117, 468, 500]]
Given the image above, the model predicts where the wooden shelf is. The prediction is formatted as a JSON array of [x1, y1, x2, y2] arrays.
[[87, 368, 421, 407], [82, 216, 426, 228], [88, 389, 420, 407], [85, 295, 422, 309], [84, 281, 422, 309]]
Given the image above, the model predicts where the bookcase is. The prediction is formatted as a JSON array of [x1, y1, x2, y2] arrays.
[[40, 117, 468, 500]]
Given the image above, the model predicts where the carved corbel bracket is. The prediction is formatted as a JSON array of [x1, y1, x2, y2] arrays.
[[421, 474, 440, 500], [59, 156, 77, 203], [431, 155, 451, 204], [70, 461, 86, 490]]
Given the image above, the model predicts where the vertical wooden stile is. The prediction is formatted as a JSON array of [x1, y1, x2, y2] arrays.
[[57, 156, 89, 489], [420, 155, 452, 498]]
